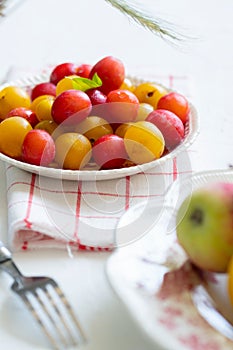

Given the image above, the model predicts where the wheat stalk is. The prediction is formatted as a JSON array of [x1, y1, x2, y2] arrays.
[[0, 0, 186, 42], [104, 0, 186, 42], [0, 0, 6, 16]]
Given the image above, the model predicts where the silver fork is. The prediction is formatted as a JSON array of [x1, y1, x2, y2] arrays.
[[0, 241, 86, 349]]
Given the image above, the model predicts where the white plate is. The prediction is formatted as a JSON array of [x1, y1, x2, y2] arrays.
[[106, 169, 233, 350], [0, 74, 199, 181]]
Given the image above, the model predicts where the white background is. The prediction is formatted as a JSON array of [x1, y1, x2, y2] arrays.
[[0, 0, 233, 349], [0, 0, 232, 171]]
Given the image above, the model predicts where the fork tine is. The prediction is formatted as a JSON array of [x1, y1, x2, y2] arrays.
[[19, 285, 85, 350], [0, 242, 86, 349], [34, 288, 71, 348], [21, 292, 62, 350], [45, 283, 86, 345], [53, 284, 87, 344]]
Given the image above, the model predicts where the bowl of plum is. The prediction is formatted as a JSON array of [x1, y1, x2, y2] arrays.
[[0, 56, 199, 181]]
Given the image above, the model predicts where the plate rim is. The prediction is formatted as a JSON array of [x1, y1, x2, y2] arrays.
[[106, 251, 170, 350], [105, 168, 233, 349]]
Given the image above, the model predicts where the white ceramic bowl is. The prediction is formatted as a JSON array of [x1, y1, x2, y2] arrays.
[[0, 73, 200, 181]]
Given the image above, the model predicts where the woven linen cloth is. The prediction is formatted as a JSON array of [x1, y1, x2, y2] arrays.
[[3, 71, 195, 251]]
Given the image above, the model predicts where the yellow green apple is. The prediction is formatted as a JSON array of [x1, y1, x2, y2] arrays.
[[176, 182, 233, 272]]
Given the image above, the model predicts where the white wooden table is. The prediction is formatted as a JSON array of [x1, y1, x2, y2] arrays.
[[0, 1, 232, 349]]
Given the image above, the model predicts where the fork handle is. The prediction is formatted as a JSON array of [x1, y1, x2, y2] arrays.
[[0, 241, 12, 264], [0, 241, 25, 284]]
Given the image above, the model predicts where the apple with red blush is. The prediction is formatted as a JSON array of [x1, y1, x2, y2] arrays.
[[176, 182, 233, 273]]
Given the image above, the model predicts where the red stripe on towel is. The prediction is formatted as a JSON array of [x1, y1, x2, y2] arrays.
[[24, 174, 36, 229], [173, 158, 178, 181], [68, 240, 112, 252], [125, 176, 130, 210], [73, 181, 82, 239], [21, 241, 28, 250], [169, 75, 174, 89]]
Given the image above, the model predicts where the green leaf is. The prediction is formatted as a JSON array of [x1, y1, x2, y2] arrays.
[[71, 73, 102, 91]]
